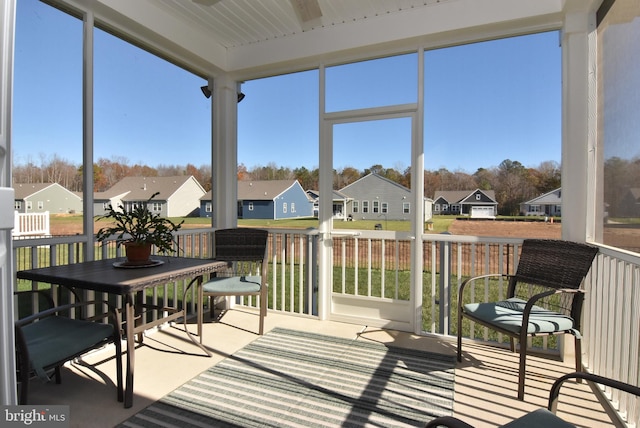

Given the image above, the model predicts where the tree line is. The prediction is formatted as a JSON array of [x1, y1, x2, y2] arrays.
[[13, 155, 563, 215]]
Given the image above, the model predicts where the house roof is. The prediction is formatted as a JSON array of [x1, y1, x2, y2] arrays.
[[95, 176, 201, 201], [238, 180, 299, 201], [306, 189, 351, 201], [627, 188, 640, 201], [13, 182, 77, 200], [339, 173, 410, 194], [522, 188, 562, 205], [434, 189, 497, 204], [201, 180, 304, 201]]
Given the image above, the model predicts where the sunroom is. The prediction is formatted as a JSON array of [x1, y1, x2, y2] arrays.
[[1, 0, 639, 426]]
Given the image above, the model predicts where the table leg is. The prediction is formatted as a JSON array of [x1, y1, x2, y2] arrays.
[[135, 291, 144, 343], [124, 293, 135, 408]]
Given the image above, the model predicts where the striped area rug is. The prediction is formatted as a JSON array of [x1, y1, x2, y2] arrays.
[[119, 328, 455, 428]]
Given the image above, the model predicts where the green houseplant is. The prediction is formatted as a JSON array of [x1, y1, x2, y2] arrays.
[[96, 192, 183, 263]]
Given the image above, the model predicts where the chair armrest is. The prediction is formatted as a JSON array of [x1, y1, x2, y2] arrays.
[[548, 372, 640, 413], [521, 287, 583, 310], [14, 290, 56, 317], [519, 288, 585, 330], [15, 300, 120, 329], [458, 273, 513, 307]]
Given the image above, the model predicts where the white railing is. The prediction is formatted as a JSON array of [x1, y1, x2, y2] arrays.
[[11, 228, 640, 426], [583, 246, 640, 426], [13, 211, 50, 237], [421, 236, 523, 337]]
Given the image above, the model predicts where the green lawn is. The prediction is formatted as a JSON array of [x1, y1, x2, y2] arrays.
[[57, 215, 457, 234]]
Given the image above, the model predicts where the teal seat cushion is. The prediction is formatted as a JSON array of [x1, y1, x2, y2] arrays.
[[463, 297, 575, 335], [22, 316, 114, 381], [501, 408, 576, 428], [202, 275, 262, 293]]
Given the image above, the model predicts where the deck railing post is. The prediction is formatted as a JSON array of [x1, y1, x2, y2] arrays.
[[439, 235, 452, 335]]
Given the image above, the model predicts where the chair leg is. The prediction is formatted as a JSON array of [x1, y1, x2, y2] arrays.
[[18, 370, 28, 405], [457, 311, 464, 362], [517, 339, 527, 400], [574, 336, 583, 383], [258, 290, 267, 335]]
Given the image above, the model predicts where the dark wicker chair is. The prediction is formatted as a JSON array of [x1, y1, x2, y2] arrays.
[[14, 290, 123, 404], [457, 239, 599, 399], [425, 371, 640, 427], [199, 228, 269, 335]]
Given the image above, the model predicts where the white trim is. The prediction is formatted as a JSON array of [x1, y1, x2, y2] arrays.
[[0, 0, 16, 406]]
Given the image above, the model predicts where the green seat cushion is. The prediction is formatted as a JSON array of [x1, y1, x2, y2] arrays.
[[501, 408, 576, 428], [202, 275, 262, 293], [22, 316, 114, 381], [463, 297, 575, 335]]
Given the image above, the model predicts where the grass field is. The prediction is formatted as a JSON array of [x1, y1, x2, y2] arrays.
[[52, 215, 459, 235]]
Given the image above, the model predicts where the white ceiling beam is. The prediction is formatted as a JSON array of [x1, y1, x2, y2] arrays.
[[227, 0, 564, 75]]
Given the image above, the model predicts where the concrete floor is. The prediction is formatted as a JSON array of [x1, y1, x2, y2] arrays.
[[24, 309, 621, 428]]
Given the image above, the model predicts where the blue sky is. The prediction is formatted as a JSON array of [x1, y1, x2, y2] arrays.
[[13, 0, 561, 174]]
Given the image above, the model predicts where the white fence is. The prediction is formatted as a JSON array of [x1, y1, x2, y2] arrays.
[[13, 211, 50, 237]]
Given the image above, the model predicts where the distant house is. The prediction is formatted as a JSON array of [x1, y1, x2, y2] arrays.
[[199, 192, 214, 218], [200, 180, 314, 220], [339, 173, 413, 221], [433, 189, 498, 218], [238, 180, 313, 220], [520, 188, 562, 217], [306, 189, 352, 220], [13, 182, 83, 214], [94, 175, 205, 217], [615, 187, 640, 218]]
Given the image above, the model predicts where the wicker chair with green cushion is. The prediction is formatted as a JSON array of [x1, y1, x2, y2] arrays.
[[200, 228, 269, 335], [14, 290, 123, 404], [457, 239, 599, 399], [425, 372, 640, 428]]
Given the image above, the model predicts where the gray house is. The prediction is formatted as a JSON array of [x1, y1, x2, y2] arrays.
[[433, 189, 498, 217], [200, 180, 314, 220], [339, 173, 413, 221], [13, 182, 82, 214], [94, 175, 205, 217], [520, 188, 562, 217]]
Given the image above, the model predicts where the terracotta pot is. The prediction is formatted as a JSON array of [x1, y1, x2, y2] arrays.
[[124, 242, 152, 264]]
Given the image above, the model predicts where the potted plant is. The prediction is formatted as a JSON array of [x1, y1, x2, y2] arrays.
[[96, 192, 183, 265]]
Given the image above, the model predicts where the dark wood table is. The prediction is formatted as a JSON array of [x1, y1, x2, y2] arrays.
[[17, 257, 226, 408]]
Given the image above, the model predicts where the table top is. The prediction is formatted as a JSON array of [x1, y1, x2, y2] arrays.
[[17, 257, 227, 294]]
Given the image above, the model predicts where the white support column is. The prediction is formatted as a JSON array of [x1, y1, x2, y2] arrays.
[[317, 65, 331, 321], [82, 11, 96, 260], [412, 48, 425, 335], [561, 10, 596, 243], [0, 0, 17, 406], [212, 76, 240, 230]]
